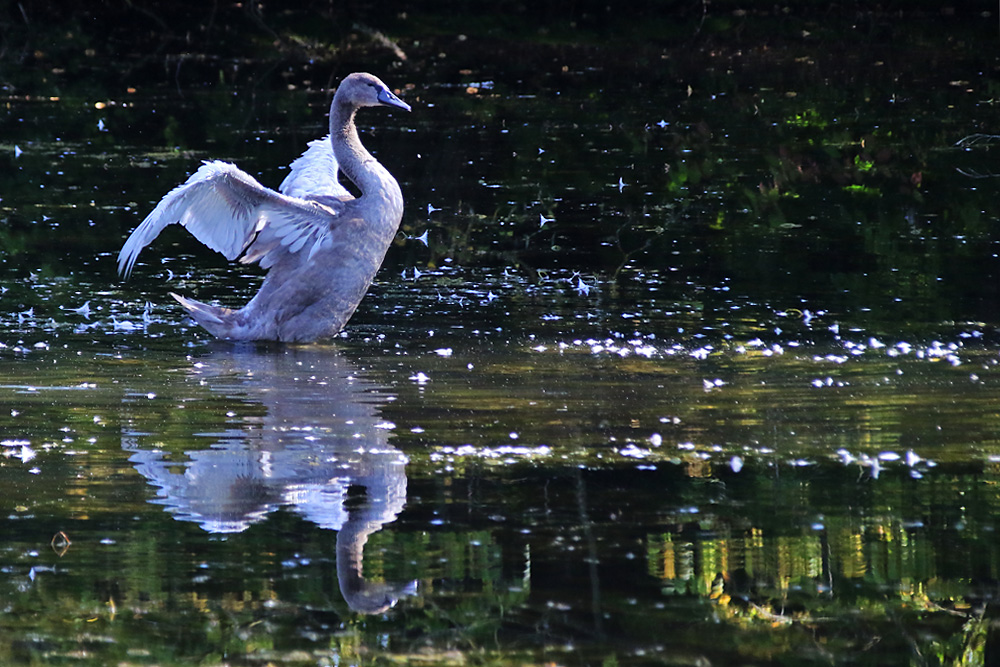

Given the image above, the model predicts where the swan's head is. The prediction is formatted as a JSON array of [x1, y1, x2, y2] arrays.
[[337, 72, 411, 112]]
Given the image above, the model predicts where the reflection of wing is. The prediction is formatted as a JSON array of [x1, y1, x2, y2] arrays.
[[117, 161, 342, 277], [279, 135, 352, 199], [124, 438, 279, 534]]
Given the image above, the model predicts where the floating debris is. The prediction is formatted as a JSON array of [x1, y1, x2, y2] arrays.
[[618, 443, 652, 459], [430, 444, 552, 463], [65, 301, 91, 319], [111, 317, 140, 331], [2, 440, 36, 463]]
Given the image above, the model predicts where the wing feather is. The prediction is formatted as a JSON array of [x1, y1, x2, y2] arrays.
[[307, 235, 334, 261], [247, 200, 343, 269], [118, 160, 341, 278], [287, 234, 310, 254], [279, 136, 351, 200]]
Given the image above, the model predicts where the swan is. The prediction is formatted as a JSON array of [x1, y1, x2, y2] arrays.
[[117, 72, 411, 342]]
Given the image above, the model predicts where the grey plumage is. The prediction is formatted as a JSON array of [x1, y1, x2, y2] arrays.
[[118, 72, 410, 342]]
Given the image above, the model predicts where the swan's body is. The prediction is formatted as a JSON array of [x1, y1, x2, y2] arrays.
[[118, 72, 410, 342]]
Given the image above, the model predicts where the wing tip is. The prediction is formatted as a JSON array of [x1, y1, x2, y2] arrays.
[[117, 232, 145, 279], [117, 249, 136, 279]]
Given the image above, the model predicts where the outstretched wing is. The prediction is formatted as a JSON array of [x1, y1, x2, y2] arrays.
[[240, 196, 348, 269], [118, 161, 342, 278], [279, 135, 352, 200]]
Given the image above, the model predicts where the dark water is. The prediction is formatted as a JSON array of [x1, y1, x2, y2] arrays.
[[2, 5, 1000, 665]]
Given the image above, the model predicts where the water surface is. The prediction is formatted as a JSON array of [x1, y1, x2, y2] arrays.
[[2, 6, 1000, 665]]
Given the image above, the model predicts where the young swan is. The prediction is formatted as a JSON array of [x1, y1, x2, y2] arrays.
[[118, 72, 410, 342]]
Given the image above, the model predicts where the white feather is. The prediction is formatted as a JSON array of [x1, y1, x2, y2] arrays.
[[279, 136, 351, 199], [118, 160, 340, 278]]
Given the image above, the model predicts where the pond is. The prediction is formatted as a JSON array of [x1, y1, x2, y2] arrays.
[[2, 4, 1000, 665]]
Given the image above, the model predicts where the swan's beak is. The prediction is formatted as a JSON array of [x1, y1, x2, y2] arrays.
[[377, 87, 411, 112]]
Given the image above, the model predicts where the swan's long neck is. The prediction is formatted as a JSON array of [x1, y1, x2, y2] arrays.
[[330, 102, 402, 212]]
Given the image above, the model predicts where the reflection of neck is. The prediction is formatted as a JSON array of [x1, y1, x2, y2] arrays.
[[336, 519, 391, 614], [333, 468, 413, 613]]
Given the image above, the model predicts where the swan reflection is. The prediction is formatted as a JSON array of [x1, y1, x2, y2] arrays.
[[122, 345, 415, 613]]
